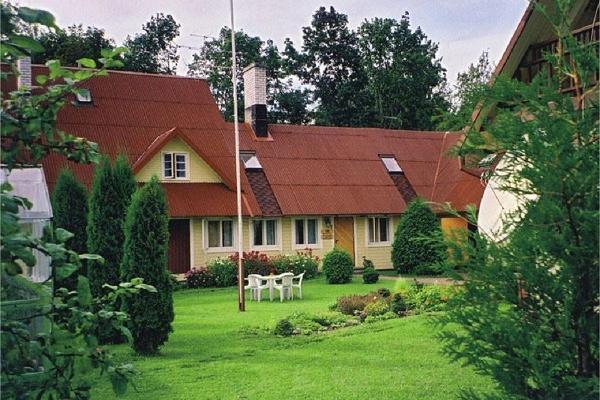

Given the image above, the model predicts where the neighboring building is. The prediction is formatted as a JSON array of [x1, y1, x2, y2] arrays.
[[475, 0, 598, 239], [5, 63, 483, 273], [0, 168, 53, 282]]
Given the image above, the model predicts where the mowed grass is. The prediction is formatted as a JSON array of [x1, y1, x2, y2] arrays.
[[91, 277, 497, 399]]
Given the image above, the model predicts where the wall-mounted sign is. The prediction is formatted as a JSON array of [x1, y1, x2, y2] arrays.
[[321, 228, 333, 240]]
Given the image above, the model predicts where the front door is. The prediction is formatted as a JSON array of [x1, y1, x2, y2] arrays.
[[168, 219, 190, 274], [334, 217, 355, 266]]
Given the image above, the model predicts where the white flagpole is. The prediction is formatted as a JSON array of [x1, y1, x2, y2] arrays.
[[230, 0, 245, 312]]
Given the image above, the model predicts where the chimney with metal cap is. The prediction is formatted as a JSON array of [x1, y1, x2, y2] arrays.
[[17, 56, 32, 90], [242, 63, 268, 137]]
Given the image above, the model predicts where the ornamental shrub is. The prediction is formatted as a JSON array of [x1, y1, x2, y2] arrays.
[[322, 248, 354, 284], [229, 251, 273, 276], [207, 258, 237, 287], [51, 169, 88, 290], [87, 155, 135, 298], [364, 300, 389, 317], [391, 198, 446, 275], [121, 177, 174, 355], [391, 293, 407, 314], [274, 319, 294, 337], [185, 267, 215, 289], [272, 250, 319, 278]]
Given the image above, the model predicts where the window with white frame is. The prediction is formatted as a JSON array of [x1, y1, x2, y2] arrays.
[[163, 152, 188, 179], [251, 219, 278, 248], [294, 218, 318, 247], [368, 216, 390, 244], [206, 219, 233, 248]]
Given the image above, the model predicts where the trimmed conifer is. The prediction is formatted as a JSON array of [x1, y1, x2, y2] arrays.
[[391, 198, 446, 275], [87, 155, 136, 298], [51, 168, 88, 289], [121, 177, 173, 355]]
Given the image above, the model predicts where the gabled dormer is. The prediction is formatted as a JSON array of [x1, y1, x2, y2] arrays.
[[133, 127, 226, 185]]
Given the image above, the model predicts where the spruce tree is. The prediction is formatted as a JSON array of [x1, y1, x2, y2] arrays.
[[121, 177, 174, 355], [51, 168, 88, 289], [391, 198, 445, 274], [87, 155, 135, 298]]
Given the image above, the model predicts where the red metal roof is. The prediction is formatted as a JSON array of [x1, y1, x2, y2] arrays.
[[13, 65, 483, 217]]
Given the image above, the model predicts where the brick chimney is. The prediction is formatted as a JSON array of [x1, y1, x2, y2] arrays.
[[243, 63, 268, 137], [17, 57, 32, 90]]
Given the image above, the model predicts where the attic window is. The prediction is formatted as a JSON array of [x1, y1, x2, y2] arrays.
[[240, 151, 262, 170], [380, 155, 402, 173], [75, 88, 92, 104]]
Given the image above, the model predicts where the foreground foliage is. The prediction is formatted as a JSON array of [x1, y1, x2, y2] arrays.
[[438, 1, 599, 398], [1, 4, 145, 397]]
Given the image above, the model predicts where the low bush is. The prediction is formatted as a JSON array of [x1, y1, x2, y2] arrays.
[[274, 319, 294, 337], [363, 300, 390, 317], [208, 258, 237, 287], [363, 267, 379, 284], [185, 267, 215, 288], [390, 293, 407, 314], [230, 251, 274, 277], [365, 312, 397, 324], [396, 283, 459, 313], [272, 250, 320, 278], [322, 248, 354, 284], [335, 293, 375, 315], [376, 287, 391, 298], [169, 274, 184, 291], [276, 312, 359, 336]]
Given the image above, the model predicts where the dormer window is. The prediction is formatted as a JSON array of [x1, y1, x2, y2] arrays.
[[240, 151, 262, 170], [163, 152, 188, 180], [75, 88, 92, 104], [380, 155, 402, 173]]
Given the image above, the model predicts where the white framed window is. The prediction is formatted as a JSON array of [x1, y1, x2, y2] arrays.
[[293, 218, 320, 249], [162, 152, 188, 180], [250, 218, 281, 250], [205, 219, 234, 251], [367, 216, 391, 246]]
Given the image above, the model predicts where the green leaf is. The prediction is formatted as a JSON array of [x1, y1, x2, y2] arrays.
[[79, 253, 104, 264], [55, 228, 74, 243], [55, 263, 78, 279], [77, 276, 92, 307], [109, 372, 128, 396], [18, 7, 57, 28], [36, 74, 48, 85], [10, 35, 45, 53], [77, 58, 96, 69]]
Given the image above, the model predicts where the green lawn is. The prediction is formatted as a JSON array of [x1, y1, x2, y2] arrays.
[[92, 278, 496, 399]]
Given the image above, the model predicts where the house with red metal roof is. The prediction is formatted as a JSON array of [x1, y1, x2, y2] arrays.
[[15, 62, 484, 273]]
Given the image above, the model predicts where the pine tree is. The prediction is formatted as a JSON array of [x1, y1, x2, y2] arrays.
[[391, 198, 445, 274], [121, 177, 174, 355], [87, 155, 135, 298], [51, 169, 88, 289]]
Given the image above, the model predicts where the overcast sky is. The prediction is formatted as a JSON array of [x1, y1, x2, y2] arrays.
[[19, 0, 528, 84]]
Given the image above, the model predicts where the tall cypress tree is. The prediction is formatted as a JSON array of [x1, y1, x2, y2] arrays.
[[121, 177, 173, 355], [51, 168, 88, 289], [87, 155, 135, 298]]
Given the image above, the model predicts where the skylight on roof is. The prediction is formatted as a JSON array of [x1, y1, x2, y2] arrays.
[[380, 156, 402, 173], [240, 151, 262, 170], [75, 88, 92, 104]]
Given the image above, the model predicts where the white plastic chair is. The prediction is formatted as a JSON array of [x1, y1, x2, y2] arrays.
[[273, 273, 294, 302], [292, 272, 305, 299], [244, 274, 267, 301]]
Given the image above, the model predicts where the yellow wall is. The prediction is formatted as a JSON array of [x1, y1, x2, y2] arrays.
[[353, 216, 399, 270], [441, 217, 468, 242], [190, 217, 335, 268], [136, 137, 222, 183]]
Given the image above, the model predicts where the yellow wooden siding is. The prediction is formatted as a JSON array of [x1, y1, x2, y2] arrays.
[[190, 217, 335, 268], [354, 216, 396, 270], [135, 137, 222, 183], [441, 217, 468, 240]]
